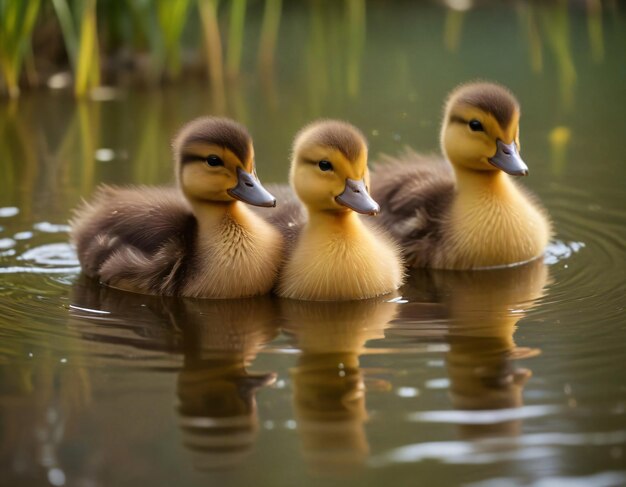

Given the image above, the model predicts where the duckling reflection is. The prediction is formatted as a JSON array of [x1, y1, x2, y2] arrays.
[[170, 297, 279, 471], [404, 258, 549, 439], [282, 298, 398, 474], [69, 277, 280, 471]]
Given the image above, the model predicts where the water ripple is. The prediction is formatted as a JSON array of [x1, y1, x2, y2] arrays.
[[408, 405, 562, 424], [371, 430, 626, 467]]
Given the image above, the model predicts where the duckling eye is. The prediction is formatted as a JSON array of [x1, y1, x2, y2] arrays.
[[468, 120, 484, 132], [318, 160, 333, 172], [206, 155, 224, 167]]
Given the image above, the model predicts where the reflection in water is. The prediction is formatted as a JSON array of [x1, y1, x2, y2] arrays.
[[400, 258, 549, 439], [171, 298, 279, 471], [282, 298, 397, 475], [70, 278, 280, 471]]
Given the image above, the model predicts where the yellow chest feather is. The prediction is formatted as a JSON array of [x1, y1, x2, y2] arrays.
[[183, 210, 283, 298], [435, 180, 551, 269], [278, 217, 403, 301]]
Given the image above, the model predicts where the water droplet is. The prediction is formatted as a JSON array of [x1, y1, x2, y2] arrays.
[[0, 238, 16, 250], [48, 468, 66, 486], [397, 387, 419, 398], [33, 222, 71, 233], [95, 148, 115, 162], [425, 378, 450, 389], [13, 231, 33, 240], [19, 243, 78, 266], [0, 207, 19, 218]]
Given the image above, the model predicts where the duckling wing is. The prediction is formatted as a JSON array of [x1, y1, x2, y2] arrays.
[[371, 149, 456, 267], [70, 185, 196, 294]]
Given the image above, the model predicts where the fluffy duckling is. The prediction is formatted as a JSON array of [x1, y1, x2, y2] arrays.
[[274, 120, 404, 301], [372, 82, 552, 269], [70, 117, 283, 298]]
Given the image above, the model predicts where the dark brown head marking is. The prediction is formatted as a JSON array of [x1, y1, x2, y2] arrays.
[[173, 117, 252, 166], [449, 82, 520, 129], [296, 120, 366, 162]]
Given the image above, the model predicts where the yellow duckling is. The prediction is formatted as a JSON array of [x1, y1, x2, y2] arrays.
[[372, 82, 552, 269], [274, 120, 404, 301], [70, 117, 283, 298]]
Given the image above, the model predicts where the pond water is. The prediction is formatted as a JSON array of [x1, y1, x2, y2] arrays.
[[1, 3, 625, 486]]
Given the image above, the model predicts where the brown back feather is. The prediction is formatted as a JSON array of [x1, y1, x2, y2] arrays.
[[70, 185, 197, 293], [371, 149, 456, 267]]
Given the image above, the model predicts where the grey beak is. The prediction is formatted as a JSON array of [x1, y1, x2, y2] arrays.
[[488, 139, 529, 176], [227, 167, 277, 207], [335, 178, 380, 215]]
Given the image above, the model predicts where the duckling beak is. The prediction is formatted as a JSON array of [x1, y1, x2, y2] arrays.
[[335, 178, 380, 215], [227, 167, 277, 207], [489, 140, 529, 176]]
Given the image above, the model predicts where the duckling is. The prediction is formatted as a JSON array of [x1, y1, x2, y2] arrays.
[[372, 82, 552, 269], [70, 117, 283, 298], [273, 120, 404, 301]]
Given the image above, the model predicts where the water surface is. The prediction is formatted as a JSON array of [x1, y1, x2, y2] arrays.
[[1, 3, 625, 486]]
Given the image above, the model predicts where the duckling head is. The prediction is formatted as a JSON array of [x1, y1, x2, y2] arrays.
[[290, 120, 379, 215], [173, 117, 276, 207], [441, 82, 528, 176]]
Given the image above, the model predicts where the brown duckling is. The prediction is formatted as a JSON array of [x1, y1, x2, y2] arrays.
[[372, 82, 552, 269], [70, 117, 283, 298], [268, 120, 404, 301]]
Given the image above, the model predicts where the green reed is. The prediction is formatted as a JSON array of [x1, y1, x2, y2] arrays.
[[258, 0, 281, 71], [0, 1, 609, 101], [517, 4, 544, 74], [226, 0, 247, 79], [156, 0, 191, 79], [0, 0, 40, 98], [345, 0, 365, 98], [75, 0, 100, 97], [51, 0, 78, 70], [539, 1, 577, 110], [198, 0, 225, 109]]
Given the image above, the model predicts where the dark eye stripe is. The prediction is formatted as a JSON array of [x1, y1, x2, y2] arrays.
[[449, 115, 467, 125], [181, 154, 208, 164]]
